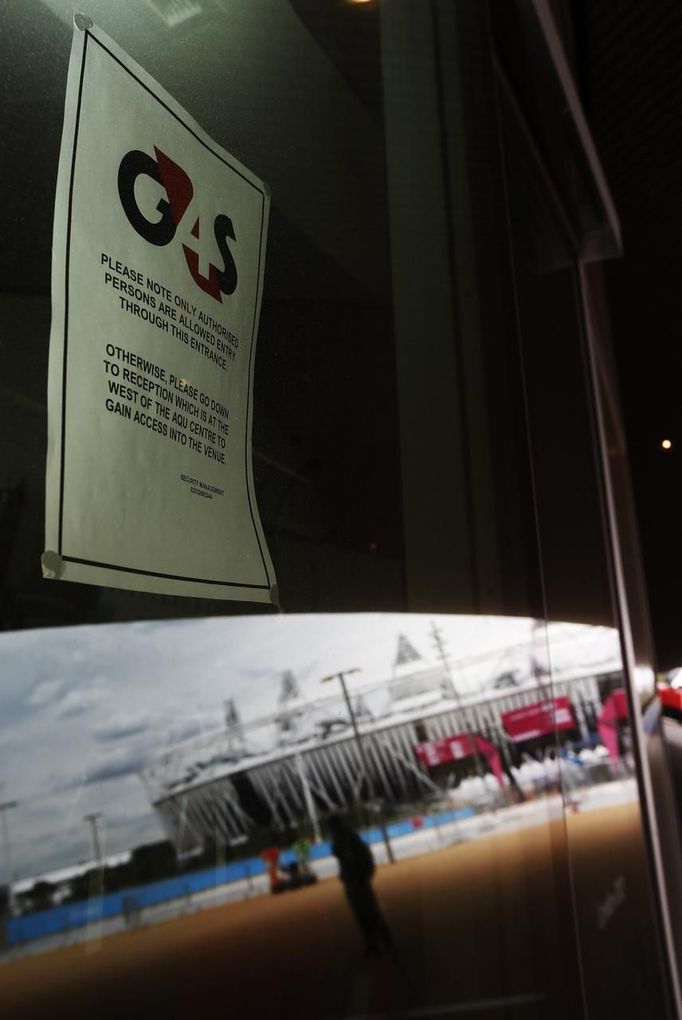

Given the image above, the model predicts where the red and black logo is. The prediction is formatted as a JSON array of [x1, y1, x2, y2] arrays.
[[118, 147, 237, 303]]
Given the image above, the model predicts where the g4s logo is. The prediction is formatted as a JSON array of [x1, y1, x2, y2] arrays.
[[117, 146, 237, 303]]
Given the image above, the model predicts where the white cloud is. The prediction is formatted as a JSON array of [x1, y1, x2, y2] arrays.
[[93, 714, 152, 742], [85, 747, 150, 784], [57, 687, 108, 718], [27, 679, 64, 707]]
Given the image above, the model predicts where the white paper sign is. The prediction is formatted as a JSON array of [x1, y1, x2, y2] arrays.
[[44, 19, 276, 603]]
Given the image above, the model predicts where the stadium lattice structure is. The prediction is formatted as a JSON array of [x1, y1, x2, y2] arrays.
[[140, 622, 623, 853]]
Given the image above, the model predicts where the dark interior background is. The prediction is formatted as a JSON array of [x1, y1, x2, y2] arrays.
[[572, 0, 682, 670], [1, 0, 670, 657], [0, 0, 405, 628]]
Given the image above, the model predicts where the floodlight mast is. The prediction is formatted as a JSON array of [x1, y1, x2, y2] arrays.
[[429, 621, 487, 786], [0, 800, 18, 915], [83, 812, 103, 868], [320, 668, 394, 864]]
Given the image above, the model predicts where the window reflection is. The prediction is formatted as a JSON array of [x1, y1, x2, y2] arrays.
[[0, 612, 641, 1016]]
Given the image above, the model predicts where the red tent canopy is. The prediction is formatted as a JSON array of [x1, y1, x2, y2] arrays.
[[414, 733, 504, 789]]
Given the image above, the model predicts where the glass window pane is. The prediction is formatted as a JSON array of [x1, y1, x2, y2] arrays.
[[0, 2, 678, 1017]]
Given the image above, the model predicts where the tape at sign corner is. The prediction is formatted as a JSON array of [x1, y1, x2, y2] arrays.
[[74, 13, 94, 32], [41, 551, 64, 579]]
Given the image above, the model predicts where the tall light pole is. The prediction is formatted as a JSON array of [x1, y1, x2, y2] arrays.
[[430, 621, 487, 789], [430, 620, 457, 699], [84, 812, 104, 873], [0, 800, 18, 916], [321, 668, 394, 864], [83, 812, 104, 952]]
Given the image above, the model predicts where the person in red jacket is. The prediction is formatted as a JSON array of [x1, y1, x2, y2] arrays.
[[261, 845, 281, 892]]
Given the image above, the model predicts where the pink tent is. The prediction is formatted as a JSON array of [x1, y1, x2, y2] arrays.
[[597, 688, 629, 759]]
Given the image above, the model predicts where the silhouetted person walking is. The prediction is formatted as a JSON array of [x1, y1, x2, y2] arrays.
[[328, 815, 392, 956]]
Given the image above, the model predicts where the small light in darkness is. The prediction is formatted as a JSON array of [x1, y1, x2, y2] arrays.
[[661, 439, 673, 451]]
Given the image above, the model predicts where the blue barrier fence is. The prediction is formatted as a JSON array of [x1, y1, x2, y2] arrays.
[[7, 807, 474, 946]]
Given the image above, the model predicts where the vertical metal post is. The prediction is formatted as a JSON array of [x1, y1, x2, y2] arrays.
[[322, 670, 394, 863], [296, 753, 321, 843], [84, 812, 103, 867], [430, 621, 489, 794], [0, 801, 18, 916], [83, 811, 104, 952]]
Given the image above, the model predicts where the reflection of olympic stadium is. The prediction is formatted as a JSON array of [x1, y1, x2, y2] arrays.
[[142, 622, 625, 854]]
